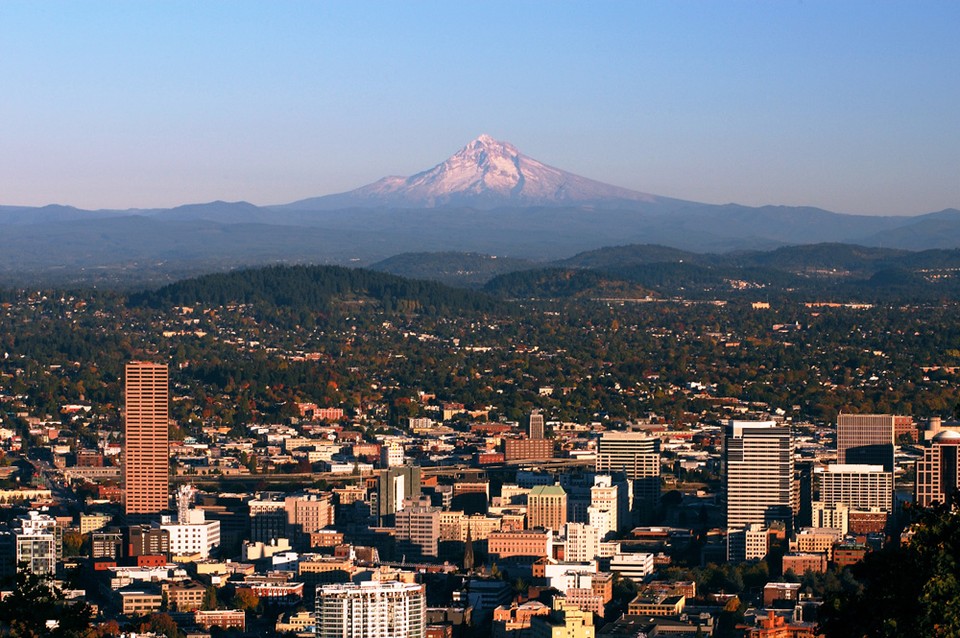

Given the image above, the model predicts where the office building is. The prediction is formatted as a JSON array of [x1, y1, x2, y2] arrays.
[[819, 464, 893, 512], [588, 475, 620, 538], [530, 598, 594, 638], [527, 485, 567, 531], [249, 497, 287, 543], [377, 466, 421, 525], [595, 432, 660, 520], [504, 438, 554, 462], [381, 442, 405, 468], [837, 413, 895, 471], [726, 523, 769, 562], [160, 509, 221, 559], [527, 411, 545, 440], [724, 421, 794, 530], [564, 522, 599, 563], [122, 525, 170, 558], [916, 429, 960, 507], [123, 362, 170, 520], [395, 498, 442, 558], [285, 493, 335, 548], [811, 502, 850, 535], [315, 581, 426, 638], [609, 552, 655, 583]]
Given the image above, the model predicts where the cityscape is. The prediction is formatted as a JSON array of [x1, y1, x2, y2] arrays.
[[2, 3, 960, 638], [1, 274, 959, 637]]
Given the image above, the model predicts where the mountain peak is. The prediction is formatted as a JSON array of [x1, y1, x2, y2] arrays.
[[286, 136, 660, 210], [464, 134, 516, 152]]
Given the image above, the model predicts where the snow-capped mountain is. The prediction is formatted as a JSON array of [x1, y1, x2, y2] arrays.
[[283, 134, 661, 210]]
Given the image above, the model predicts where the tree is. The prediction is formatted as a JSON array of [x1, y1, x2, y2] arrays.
[[62, 530, 85, 558], [202, 585, 220, 611], [232, 587, 260, 612], [0, 567, 93, 637], [820, 498, 960, 637], [142, 612, 179, 638]]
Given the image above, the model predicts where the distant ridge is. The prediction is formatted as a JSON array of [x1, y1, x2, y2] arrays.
[[0, 137, 958, 284]]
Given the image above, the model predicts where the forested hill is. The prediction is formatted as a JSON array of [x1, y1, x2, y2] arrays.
[[128, 264, 499, 314]]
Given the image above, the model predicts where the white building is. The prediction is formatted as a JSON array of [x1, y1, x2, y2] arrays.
[[589, 475, 619, 538], [564, 522, 599, 563], [811, 502, 850, 535], [819, 464, 894, 513], [14, 511, 58, 575], [381, 441, 405, 468], [727, 523, 769, 562], [160, 509, 221, 559], [609, 552, 655, 583], [315, 581, 426, 638]]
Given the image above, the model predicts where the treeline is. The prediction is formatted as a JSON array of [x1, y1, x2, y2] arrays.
[[129, 264, 500, 315], [483, 260, 960, 302]]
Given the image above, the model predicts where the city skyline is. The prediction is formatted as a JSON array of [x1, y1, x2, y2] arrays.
[[2, 2, 959, 216]]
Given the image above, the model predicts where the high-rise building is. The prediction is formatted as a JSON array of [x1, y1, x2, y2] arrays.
[[394, 497, 442, 558], [315, 582, 426, 638], [527, 411, 545, 440], [123, 362, 170, 520], [916, 430, 960, 507], [14, 511, 58, 575], [819, 464, 894, 512], [527, 484, 568, 531], [588, 475, 619, 538], [376, 465, 421, 525], [249, 497, 288, 543], [837, 413, 895, 471], [596, 432, 660, 521], [724, 421, 794, 530]]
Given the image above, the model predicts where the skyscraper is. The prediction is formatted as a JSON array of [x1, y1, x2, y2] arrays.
[[724, 421, 794, 530], [915, 429, 960, 507], [595, 431, 661, 521], [527, 410, 545, 440], [123, 362, 170, 520], [837, 413, 895, 471]]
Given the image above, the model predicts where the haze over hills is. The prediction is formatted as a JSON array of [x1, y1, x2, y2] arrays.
[[2, 135, 959, 285]]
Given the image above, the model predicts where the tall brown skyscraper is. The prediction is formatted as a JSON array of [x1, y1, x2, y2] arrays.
[[123, 362, 170, 520]]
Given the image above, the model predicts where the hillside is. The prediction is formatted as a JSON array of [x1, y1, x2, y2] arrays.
[[129, 264, 500, 315]]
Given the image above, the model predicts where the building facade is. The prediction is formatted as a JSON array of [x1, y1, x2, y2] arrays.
[[123, 362, 170, 520], [528, 485, 568, 531], [819, 464, 893, 512], [724, 421, 794, 530], [315, 581, 426, 638], [837, 413, 895, 471], [916, 430, 960, 507]]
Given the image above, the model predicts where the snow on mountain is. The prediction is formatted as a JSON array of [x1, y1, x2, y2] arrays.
[[283, 135, 661, 210]]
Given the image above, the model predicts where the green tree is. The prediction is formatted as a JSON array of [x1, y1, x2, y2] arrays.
[[0, 568, 93, 637], [820, 499, 960, 637], [202, 585, 219, 611]]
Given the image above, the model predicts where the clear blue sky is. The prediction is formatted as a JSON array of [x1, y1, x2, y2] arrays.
[[2, 1, 958, 215]]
